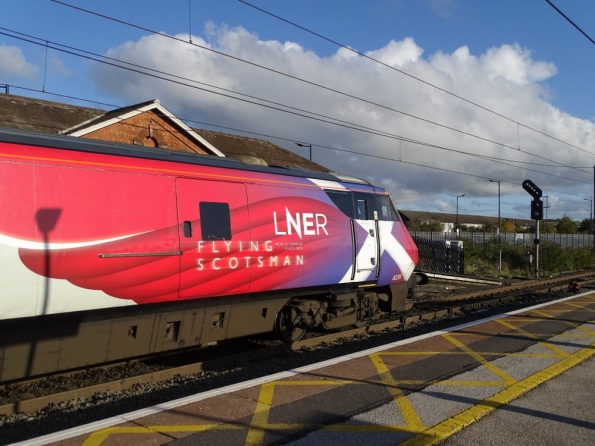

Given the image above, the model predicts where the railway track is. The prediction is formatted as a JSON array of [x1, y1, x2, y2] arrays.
[[1, 270, 594, 443]]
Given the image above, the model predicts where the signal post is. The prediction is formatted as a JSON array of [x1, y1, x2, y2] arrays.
[[522, 180, 543, 278]]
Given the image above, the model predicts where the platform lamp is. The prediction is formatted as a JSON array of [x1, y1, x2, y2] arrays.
[[456, 194, 465, 235], [489, 180, 501, 272], [295, 143, 312, 161], [584, 197, 593, 240]]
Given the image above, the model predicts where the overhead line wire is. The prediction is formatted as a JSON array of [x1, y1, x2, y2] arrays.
[[5, 84, 592, 194], [238, 0, 595, 157], [544, 0, 595, 46], [4, 76, 589, 186], [0, 27, 383, 135], [0, 29, 408, 138], [3, 28, 591, 182], [48, 0, 592, 174]]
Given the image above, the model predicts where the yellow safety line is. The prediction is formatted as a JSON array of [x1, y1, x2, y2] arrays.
[[532, 309, 578, 325], [441, 334, 516, 385], [575, 323, 595, 335], [370, 353, 425, 431], [270, 380, 357, 386], [496, 319, 569, 358], [245, 383, 276, 446], [380, 351, 559, 357], [397, 380, 507, 387], [321, 424, 419, 433], [80, 421, 419, 444], [244, 379, 358, 445], [532, 309, 595, 338], [563, 302, 595, 312], [82, 424, 234, 445], [398, 339, 595, 446]]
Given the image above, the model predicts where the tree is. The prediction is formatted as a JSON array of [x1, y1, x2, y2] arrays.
[[407, 219, 444, 232], [502, 220, 516, 233], [578, 218, 594, 234], [406, 218, 422, 231], [542, 222, 556, 234], [483, 222, 497, 232], [556, 215, 578, 234], [421, 220, 444, 232]]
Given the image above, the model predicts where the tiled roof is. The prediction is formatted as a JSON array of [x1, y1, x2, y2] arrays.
[[193, 129, 328, 172], [0, 94, 104, 134]]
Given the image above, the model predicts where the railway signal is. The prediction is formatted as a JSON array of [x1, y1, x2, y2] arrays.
[[522, 180, 542, 199], [522, 180, 543, 278], [531, 199, 544, 221]]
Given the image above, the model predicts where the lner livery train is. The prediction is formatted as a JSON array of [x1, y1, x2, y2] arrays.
[[0, 127, 420, 381]]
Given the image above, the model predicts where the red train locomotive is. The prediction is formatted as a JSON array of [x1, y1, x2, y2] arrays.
[[0, 127, 420, 381]]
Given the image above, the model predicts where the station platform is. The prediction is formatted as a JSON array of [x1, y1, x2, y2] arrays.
[[18, 291, 595, 446]]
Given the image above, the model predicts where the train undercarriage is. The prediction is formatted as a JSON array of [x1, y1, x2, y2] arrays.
[[274, 272, 427, 343], [0, 274, 425, 383]]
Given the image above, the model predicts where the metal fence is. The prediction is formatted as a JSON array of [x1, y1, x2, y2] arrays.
[[409, 231, 595, 249], [412, 237, 464, 274]]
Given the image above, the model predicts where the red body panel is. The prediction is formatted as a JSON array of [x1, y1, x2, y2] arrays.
[[0, 136, 418, 318]]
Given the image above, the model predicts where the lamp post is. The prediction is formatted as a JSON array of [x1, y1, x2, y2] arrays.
[[295, 143, 312, 161], [584, 197, 593, 240], [489, 180, 501, 272], [456, 194, 465, 236]]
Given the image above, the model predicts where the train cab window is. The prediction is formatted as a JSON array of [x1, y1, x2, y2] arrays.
[[354, 192, 376, 220], [199, 202, 231, 240], [356, 199, 368, 220], [324, 190, 355, 218], [379, 195, 400, 221]]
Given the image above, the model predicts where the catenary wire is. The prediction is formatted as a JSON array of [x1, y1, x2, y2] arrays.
[[4, 84, 592, 198], [238, 0, 595, 158], [4, 81, 590, 185], [544, 0, 595, 46], [47, 1, 595, 174], [2, 28, 591, 183]]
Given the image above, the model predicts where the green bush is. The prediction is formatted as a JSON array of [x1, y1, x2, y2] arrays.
[[461, 237, 593, 278]]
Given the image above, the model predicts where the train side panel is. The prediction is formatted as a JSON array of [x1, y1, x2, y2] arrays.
[[244, 182, 354, 291], [0, 139, 417, 323], [177, 178, 252, 298], [0, 147, 180, 319]]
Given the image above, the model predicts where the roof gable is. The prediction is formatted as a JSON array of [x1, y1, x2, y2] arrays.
[[60, 99, 225, 157]]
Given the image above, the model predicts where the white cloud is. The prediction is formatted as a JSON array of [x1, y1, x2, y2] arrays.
[[0, 45, 37, 79], [481, 44, 557, 85], [90, 25, 595, 219], [364, 38, 423, 67]]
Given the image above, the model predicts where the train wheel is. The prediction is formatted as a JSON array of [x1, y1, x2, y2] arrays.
[[274, 305, 306, 343], [354, 319, 369, 328]]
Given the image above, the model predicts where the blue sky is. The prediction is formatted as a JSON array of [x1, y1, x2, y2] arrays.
[[1, 0, 595, 221]]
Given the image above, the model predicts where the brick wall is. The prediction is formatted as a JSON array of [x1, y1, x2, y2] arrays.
[[83, 112, 208, 155]]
